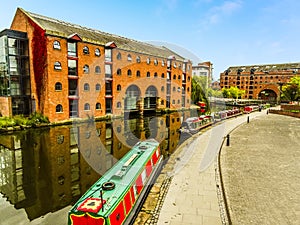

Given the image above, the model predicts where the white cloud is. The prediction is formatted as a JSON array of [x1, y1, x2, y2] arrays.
[[203, 0, 243, 25]]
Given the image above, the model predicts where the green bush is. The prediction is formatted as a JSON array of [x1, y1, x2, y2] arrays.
[[0, 112, 49, 129]]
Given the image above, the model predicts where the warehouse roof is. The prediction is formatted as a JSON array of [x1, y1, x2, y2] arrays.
[[19, 8, 186, 60], [224, 62, 300, 74]]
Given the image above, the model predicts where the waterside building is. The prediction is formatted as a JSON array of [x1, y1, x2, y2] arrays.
[[220, 63, 300, 102], [0, 8, 192, 122]]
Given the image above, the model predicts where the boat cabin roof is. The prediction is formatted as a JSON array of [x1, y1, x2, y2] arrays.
[[70, 139, 159, 217]]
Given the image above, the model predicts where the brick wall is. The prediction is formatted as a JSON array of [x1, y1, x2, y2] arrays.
[[9, 8, 192, 122], [0, 97, 12, 117]]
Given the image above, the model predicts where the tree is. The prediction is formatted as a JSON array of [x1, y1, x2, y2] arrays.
[[222, 87, 245, 99], [191, 77, 207, 104], [281, 76, 300, 102], [207, 88, 223, 98]]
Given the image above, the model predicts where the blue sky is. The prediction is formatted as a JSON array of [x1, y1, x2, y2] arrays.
[[1, 0, 300, 80]]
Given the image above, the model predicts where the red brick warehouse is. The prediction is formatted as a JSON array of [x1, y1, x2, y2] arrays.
[[0, 8, 192, 122], [220, 63, 300, 102]]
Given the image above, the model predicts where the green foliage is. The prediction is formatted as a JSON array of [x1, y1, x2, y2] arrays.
[[0, 112, 49, 129], [191, 77, 208, 104], [222, 87, 245, 99], [207, 88, 223, 98], [281, 76, 300, 102]]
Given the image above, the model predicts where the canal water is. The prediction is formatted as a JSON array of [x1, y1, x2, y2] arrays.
[[0, 111, 196, 224]]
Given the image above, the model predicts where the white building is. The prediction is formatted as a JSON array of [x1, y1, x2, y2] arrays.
[[192, 61, 213, 80]]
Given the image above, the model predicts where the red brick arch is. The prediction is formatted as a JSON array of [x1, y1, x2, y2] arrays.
[[256, 83, 280, 101]]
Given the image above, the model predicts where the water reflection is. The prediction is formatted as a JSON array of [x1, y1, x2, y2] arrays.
[[0, 111, 194, 224]]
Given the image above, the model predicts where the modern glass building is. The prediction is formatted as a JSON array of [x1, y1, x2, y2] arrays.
[[0, 29, 31, 116]]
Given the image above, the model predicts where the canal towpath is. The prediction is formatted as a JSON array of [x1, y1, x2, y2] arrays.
[[135, 110, 268, 225]]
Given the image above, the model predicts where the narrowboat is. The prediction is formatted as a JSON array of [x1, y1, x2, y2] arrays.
[[179, 115, 214, 135], [179, 117, 203, 134], [68, 139, 163, 225]]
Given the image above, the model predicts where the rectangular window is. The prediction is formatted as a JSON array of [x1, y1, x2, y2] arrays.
[[106, 99, 112, 114], [9, 56, 19, 75], [10, 77, 21, 95], [68, 59, 77, 76], [68, 80, 77, 96], [8, 38, 18, 55], [69, 99, 78, 117], [68, 42, 77, 57], [183, 63, 186, 72], [105, 81, 112, 95], [105, 64, 112, 78], [105, 49, 112, 62]]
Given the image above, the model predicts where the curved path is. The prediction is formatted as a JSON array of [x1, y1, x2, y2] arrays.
[[220, 114, 300, 224]]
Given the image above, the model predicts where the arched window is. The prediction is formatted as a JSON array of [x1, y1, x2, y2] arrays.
[[95, 84, 101, 91], [83, 65, 89, 74], [117, 102, 122, 108], [154, 72, 158, 78], [136, 70, 140, 77], [178, 75, 181, 80], [117, 52, 121, 60], [95, 66, 101, 74], [53, 40, 61, 50], [96, 103, 101, 110], [147, 71, 150, 77], [54, 62, 62, 70], [84, 103, 90, 110], [83, 46, 89, 54], [56, 104, 63, 112], [161, 60, 165, 66], [127, 54, 132, 61], [147, 58, 150, 64], [127, 69, 132, 76], [95, 48, 101, 56], [161, 73, 165, 78], [161, 86, 164, 92], [154, 59, 158, 65], [173, 75, 176, 80], [117, 68, 122, 75], [55, 82, 62, 91], [84, 83, 90, 91], [117, 84, 121, 91], [136, 56, 141, 63]]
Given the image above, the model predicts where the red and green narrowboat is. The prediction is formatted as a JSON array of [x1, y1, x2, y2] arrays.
[[68, 139, 163, 225]]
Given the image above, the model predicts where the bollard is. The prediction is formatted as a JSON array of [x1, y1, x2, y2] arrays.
[[226, 134, 230, 146], [247, 116, 249, 123]]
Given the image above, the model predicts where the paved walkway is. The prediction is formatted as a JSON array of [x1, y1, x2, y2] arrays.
[[156, 111, 267, 225], [220, 114, 300, 224]]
